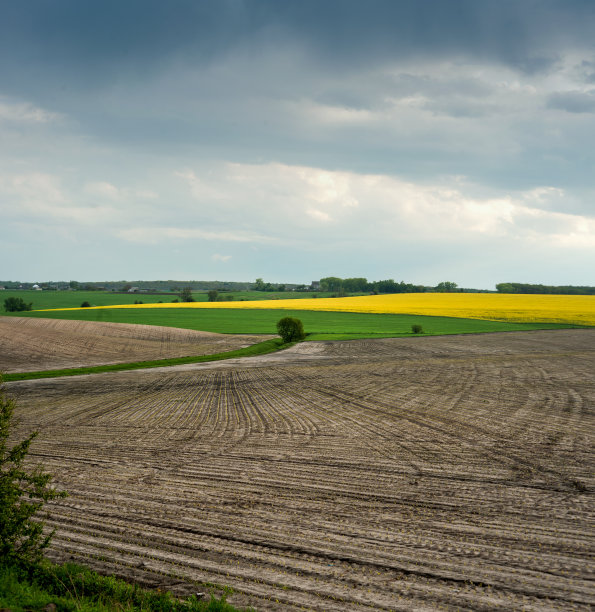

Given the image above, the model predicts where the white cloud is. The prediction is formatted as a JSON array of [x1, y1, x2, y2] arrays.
[[174, 169, 227, 201], [117, 226, 276, 244], [0, 173, 121, 226], [212, 253, 232, 262], [84, 181, 120, 199], [0, 98, 61, 123], [0, 172, 66, 205], [84, 182, 159, 201], [306, 208, 332, 222], [171, 161, 594, 250]]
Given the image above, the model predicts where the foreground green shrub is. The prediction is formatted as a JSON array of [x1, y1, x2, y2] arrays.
[[411, 324, 424, 334], [276, 317, 306, 343], [0, 375, 68, 566], [1, 562, 243, 611]]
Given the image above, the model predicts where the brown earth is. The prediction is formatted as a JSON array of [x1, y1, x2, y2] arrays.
[[6, 329, 595, 611], [0, 317, 273, 372]]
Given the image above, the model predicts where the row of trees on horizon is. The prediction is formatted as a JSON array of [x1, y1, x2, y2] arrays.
[[2, 279, 594, 295]]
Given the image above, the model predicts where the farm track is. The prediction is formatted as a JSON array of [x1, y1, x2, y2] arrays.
[[6, 329, 595, 611], [0, 317, 273, 372]]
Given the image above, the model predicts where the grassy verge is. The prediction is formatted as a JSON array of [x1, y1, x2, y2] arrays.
[[3, 339, 288, 382], [0, 561, 244, 611]]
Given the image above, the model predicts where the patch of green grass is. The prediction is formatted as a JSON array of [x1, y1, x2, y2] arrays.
[[7, 305, 585, 338], [0, 561, 244, 611], [3, 339, 289, 382], [0, 290, 351, 312], [0, 290, 175, 311]]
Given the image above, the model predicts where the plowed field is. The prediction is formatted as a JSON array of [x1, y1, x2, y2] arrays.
[[0, 317, 272, 372], [6, 330, 594, 611]]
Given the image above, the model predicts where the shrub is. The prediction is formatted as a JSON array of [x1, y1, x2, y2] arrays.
[[207, 290, 218, 302], [0, 376, 68, 566], [80, 301, 91, 308], [3, 298, 32, 312], [276, 317, 306, 343], [180, 287, 195, 302], [411, 324, 424, 334]]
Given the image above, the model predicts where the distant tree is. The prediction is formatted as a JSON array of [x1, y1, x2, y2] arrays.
[[180, 287, 195, 302], [277, 284, 286, 292], [207, 290, 218, 302], [3, 298, 32, 312], [276, 317, 306, 343], [0, 376, 68, 565], [343, 278, 369, 292], [435, 281, 458, 292], [69, 280, 79, 290], [253, 278, 274, 291], [411, 324, 424, 334], [80, 301, 91, 308], [121, 284, 132, 292], [320, 277, 343, 292], [373, 279, 399, 294]]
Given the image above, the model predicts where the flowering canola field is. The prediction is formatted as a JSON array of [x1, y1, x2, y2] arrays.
[[45, 293, 595, 325]]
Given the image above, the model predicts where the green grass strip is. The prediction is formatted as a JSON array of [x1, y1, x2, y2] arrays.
[[1, 561, 244, 611], [3, 338, 288, 382]]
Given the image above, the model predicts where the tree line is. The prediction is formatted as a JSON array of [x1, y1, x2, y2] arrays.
[[496, 283, 595, 295], [317, 277, 460, 294]]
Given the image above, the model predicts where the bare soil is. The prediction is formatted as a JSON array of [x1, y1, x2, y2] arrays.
[[6, 329, 595, 611], [0, 317, 273, 372]]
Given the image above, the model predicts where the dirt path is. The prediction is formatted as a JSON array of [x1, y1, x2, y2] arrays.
[[7, 330, 595, 610]]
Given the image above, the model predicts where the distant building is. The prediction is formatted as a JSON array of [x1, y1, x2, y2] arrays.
[[0, 286, 5, 290], [32, 284, 42, 291], [128, 287, 140, 293], [310, 281, 320, 290]]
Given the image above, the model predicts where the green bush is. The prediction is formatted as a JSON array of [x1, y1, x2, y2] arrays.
[[0, 376, 68, 566], [80, 301, 91, 308], [3, 297, 32, 312], [180, 287, 195, 302], [276, 317, 305, 343], [411, 324, 423, 334]]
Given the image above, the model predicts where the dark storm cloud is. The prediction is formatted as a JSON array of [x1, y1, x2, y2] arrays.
[[2, 0, 594, 94], [547, 90, 595, 113]]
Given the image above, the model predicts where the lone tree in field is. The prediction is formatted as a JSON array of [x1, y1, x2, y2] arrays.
[[0, 376, 68, 566], [276, 317, 306, 343], [179, 287, 195, 302], [4, 297, 32, 312], [207, 290, 218, 302]]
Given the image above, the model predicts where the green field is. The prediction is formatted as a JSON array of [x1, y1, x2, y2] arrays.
[[0, 289, 350, 310], [5, 305, 582, 340]]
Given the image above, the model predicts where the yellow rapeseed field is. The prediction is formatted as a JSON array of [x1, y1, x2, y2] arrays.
[[46, 293, 595, 325]]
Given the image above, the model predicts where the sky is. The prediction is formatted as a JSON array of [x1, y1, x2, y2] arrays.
[[1, 0, 594, 289]]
